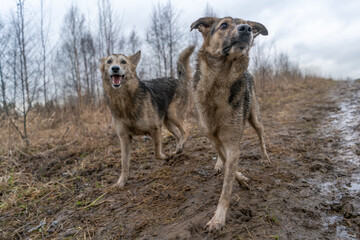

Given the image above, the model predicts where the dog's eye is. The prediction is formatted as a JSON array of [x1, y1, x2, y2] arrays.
[[107, 59, 112, 64], [121, 60, 127, 64], [220, 23, 228, 30]]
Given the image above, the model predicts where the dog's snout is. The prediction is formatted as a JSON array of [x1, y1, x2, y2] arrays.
[[238, 24, 252, 33], [111, 65, 120, 73]]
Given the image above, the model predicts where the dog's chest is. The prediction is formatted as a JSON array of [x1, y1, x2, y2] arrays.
[[106, 93, 156, 134], [194, 76, 233, 132], [122, 118, 155, 135]]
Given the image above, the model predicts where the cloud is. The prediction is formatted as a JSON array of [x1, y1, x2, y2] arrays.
[[1, 0, 359, 79]]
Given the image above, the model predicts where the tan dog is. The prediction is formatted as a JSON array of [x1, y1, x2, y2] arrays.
[[100, 46, 195, 188], [190, 17, 270, 231]]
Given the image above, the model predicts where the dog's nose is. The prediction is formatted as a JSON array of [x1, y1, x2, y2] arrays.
[[111, 66, 120, 73], [238, 24, 252, 33]]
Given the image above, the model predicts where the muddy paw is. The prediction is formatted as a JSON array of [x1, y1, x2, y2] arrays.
[[238, 180, 250, 190], [112, 181, 125, 189], [175, 146, 183, 154], [204, 218, 225, 232], [261, 154, 272, 164], [171, 148, 182, 157], [235, 172, 250, 189], [214, 157, 223, 174], [214, 163, 222, 174], [156, 153, 170, 160]]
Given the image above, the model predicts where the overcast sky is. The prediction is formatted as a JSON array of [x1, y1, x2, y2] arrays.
[[1, 0, 360, 79]]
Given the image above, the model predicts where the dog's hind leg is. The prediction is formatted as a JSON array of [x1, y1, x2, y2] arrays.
[[214, 142, 249, 187], [150, 127, 168, 160], [164, 119, 181, 154], [248, 103, 271, 164], [213, 140, 225, 173], [167, 116, 188, 154], [205, 144, 240, 231]]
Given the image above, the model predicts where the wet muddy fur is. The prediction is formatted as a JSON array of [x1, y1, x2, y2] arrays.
[[191, 16, 270, 231], [100, 46, 195, 188]]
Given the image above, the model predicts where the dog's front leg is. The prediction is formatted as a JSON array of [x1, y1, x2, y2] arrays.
[[205, 145, 239, 231], [112, 117, 132, 188], [248, 104, 271, 164], [151, 127, 168, 160], [114, 133, 132, 188]]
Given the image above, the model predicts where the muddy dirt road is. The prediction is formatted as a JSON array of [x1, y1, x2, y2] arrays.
[[1, 80, 360, 239]]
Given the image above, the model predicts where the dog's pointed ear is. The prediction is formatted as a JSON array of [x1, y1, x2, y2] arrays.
[[190, 17, 218, 36], [129, 51, 141, 68], [99, 57, 106, 64], [99, 57, 106, 73], [247, 21, 268, 38]]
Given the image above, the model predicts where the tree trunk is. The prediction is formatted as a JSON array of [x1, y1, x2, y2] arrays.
[[41, 0, 47, 109]]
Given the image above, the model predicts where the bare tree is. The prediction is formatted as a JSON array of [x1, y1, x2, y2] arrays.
[[128, 29, 141, 54], [97, 0, 124, 56], [40, 0, 50, 109], [146, 1, 182, 78], [204, 3, 217, 17], [147, 7, 165, 77], [0, 0, 41, 147], [59, 5, 85, 118], [17, 0, 31, 109], [0, 18, 7, 113], [80, 32, 96, 104], [251, 41, 274, 90], [1, 53, 8, 116]]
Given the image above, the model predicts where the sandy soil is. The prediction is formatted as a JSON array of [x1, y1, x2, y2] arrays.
[[1, 80, 359, 239]]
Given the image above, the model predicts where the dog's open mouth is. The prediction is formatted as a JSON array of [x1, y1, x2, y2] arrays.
[[111, 75, 125, 88], [223, 40, 249, 55]]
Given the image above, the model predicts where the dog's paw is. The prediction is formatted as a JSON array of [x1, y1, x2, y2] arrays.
[[214, 157, 223, 174], [238, 180, 250, 190], [156, 153, 170, 160], [261, 154, 271, 164], [113, 182, 125, 188], [112, 179, 126, 189], [204, 218, 225, 232], [214, 163, 223, 174], [235, 172, 250, 189], [175, 146, 183, 154]]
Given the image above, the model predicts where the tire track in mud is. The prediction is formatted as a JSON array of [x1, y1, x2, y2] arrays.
[[314, 80, 360, 239]]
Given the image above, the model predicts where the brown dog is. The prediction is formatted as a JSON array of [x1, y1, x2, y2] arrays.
[[100, 46, 194, 188], [190, 17, 270, 231]]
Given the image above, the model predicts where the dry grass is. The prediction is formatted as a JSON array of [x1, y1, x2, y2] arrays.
[[0, 106, 115, 238]]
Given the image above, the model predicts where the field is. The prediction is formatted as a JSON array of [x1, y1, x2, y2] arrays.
[[1, 79, 359, 239]]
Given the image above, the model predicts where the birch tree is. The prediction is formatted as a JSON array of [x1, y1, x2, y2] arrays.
[[146, 1, 182, 78], [60, 5, 85, 117], [97, 0, 124, 56], [0, 0, 41, 147]]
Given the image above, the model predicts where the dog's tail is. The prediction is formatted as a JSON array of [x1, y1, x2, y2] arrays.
[[177, 45, 195, 83]]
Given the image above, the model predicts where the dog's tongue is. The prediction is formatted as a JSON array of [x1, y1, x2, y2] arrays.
[[112, 75, 122, 85]]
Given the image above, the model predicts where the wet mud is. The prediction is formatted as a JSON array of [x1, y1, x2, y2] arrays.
[[1, 80, 360, 239]]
